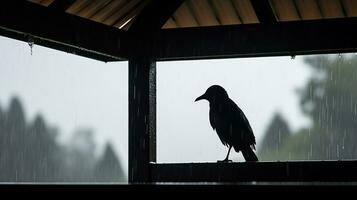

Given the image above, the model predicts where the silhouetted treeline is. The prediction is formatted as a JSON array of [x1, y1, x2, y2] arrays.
[[259, 113, 291, 158], [0, 97, 126, 182], [259, 55, 357, 160]]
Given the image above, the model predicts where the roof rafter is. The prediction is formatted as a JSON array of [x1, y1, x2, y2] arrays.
[[0, 1, 132, 61], [48, 0, 76, 12], [250, 0, 277, 23], [128, 0, 184, 33]]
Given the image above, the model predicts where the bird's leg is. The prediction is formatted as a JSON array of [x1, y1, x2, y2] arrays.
[[217, 145, 233, 163]]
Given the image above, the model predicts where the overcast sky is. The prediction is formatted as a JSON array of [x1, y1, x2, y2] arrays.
[[157, 56, 312, 163], [0, 36, 312, 177]]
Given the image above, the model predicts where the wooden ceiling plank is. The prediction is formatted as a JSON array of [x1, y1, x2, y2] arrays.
[[270, 0, 300, 21], [66, 0, 92, 14], [48, 0, 76, 11], [103, 0, 142, 26], [318, 0, 344, 18], [188, 0, 219, 26], [341, 0, 357, 17], [77, 0, 112, 18], [39, 0, 55, 6], [90, 0, 127, 22], [211, 0, 241, 25], [121, 17, 136, 30], [173, 2, 199, 28], [29, 0, 45, 4], [232, 0, 259, 24], [111, 12, 136, 28], [162, 17, 178, 29], [112, 1, 148, 27], [294, 0, 322, 20]]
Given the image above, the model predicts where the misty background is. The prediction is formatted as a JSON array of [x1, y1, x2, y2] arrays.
[[1, 35, 357, 182]]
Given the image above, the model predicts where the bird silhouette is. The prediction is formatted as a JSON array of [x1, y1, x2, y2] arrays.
[[195, 85, 258, 162]]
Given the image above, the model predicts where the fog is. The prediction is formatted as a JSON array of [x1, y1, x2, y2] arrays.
[[157, 57, 311, 162], [0, 35, 313, 181]]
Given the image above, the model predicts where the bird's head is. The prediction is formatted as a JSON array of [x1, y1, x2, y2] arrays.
[[195, 85, 229, 103]]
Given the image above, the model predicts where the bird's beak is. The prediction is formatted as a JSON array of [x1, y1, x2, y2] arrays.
[[195, 94, 206, 102]]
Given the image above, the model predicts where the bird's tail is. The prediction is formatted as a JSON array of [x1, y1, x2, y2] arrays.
[[241, 146, 258, 162]]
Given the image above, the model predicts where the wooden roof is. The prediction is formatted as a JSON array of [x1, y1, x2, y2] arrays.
[[1, 1, 357, 62], [29, 0, 357, 30]]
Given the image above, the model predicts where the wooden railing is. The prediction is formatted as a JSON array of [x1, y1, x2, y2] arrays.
[[150, 160, 357, 182]]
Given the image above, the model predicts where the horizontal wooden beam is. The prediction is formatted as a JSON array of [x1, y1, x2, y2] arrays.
[[143, 17, 357, 61], [0, 1, 131, 62], [0, 184, 355, 196], [150, 160, 357, 182]]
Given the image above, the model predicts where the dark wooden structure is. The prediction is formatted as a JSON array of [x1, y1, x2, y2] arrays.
[[1, 0, 357, 184], [151, 161, 357, 182]]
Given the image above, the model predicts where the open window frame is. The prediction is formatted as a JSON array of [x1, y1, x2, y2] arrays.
[[1, 1, 357, 184]]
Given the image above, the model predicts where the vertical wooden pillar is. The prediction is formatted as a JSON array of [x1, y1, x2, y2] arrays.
[[129, 58, 156, 183], [149, 62, 157, 163]]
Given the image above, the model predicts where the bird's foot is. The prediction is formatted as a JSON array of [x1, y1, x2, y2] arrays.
[[217, 159, 232, 163]]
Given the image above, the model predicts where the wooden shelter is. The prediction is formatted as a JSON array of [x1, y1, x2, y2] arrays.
[[1, 0, 357, 185]]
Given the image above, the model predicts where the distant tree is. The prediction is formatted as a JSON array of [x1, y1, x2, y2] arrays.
[[2, 97, 27, 180], [0, 103, 5, 180], [262, 55, 357, 160], [0, 97, 63, 181], [301, 56, 357, 133], [63, 128, 97, 182], [0, 96, 126, 182], [297, 55, 357, 159], [0, 103, 3, 120], [68, 128, 96, 159], [94, 143, 126, 182], [26, 115, 61, 181], [0, 105, 3, 134], [259, 113, 291, 160]]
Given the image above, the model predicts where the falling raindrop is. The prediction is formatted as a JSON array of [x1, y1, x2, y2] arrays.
[[142, 140, 146, 150], [278, 130, 281, 143], [27, 36, 34, 55], [338, 53, 342, 59], [135, 67, 138, 79], [332, 96, 335, 109], [309, 144, 313, 160], [342, 131, 346, 150], [133, 85, 136, 100]]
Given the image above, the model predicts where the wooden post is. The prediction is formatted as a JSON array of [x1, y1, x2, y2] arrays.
[[149, 63, 157, 163], [129, 58, 156, 183]]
